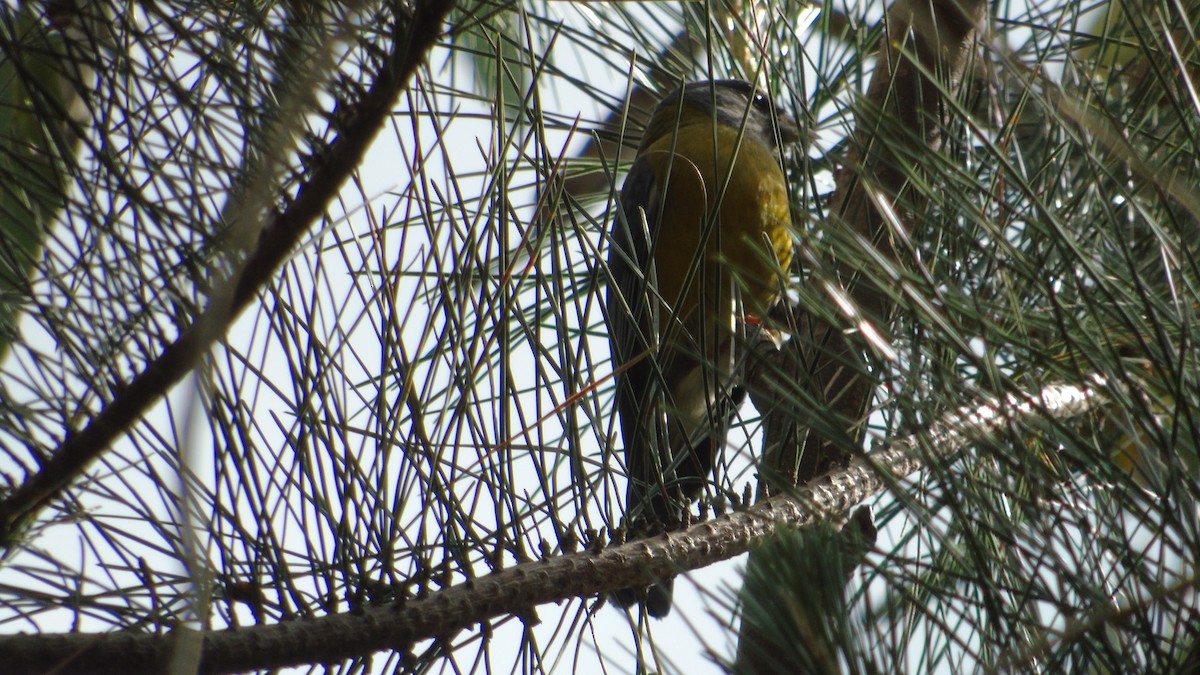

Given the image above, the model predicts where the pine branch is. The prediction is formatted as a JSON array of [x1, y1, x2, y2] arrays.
[[742, 9, 990, 667], [0, 380, 1106, 674], [0, 0, 457, 544]]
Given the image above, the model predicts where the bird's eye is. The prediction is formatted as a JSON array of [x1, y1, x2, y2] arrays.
[[752, 92, 772, 113]]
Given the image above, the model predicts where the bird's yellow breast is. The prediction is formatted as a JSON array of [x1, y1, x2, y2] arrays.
[[641, 123, 792, 332]]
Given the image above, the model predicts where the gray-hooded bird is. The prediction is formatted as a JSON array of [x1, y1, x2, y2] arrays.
[[606, 79, 798, 617]]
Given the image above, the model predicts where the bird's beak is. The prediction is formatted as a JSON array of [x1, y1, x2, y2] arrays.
[[776, 115, 801, 146]]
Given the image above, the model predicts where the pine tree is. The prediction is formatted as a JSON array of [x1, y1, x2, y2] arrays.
[[0, 0, 1195, 672]]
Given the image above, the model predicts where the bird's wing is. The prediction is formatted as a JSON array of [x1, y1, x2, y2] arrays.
[[605, 155, 669, 520]]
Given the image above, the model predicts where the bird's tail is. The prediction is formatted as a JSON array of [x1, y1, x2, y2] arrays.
[[612, 578, 674, 618], [611, 386, 745, 618]]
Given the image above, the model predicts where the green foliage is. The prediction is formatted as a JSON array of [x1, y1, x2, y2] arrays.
[[734, 508, 876, 675], [0, 0, 1195, 672], [0, 3, 88, 360]]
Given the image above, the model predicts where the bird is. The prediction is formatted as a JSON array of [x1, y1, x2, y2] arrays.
[[606, 79, 798, 617]]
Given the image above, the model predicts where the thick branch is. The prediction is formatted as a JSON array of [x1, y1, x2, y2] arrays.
[[759, 0, 988, 494], [741, 0, 987, 669], [0, 0, 457, 543], [0, 381, 1105, 674]]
